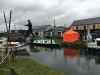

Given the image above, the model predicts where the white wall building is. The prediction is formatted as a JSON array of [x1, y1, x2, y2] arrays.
[[33, 25, 53, 36]]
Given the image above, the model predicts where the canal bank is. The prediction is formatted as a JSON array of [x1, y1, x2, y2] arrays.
[[61, 42, 87, 49], [55, 39, 87, 49], [0, 55, 67, 75]]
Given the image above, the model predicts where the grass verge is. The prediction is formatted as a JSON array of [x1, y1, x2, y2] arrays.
[[0, 55, 67, 75], [54, 38, 86, 45]]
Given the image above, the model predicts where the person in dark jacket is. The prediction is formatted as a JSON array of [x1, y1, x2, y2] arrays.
[[25, 20, 34, 38]]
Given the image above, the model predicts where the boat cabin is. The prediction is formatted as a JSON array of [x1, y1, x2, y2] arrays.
[[95, 38, 100, 46], [34, 39, 55, 44], [3, 42, 21, 47]]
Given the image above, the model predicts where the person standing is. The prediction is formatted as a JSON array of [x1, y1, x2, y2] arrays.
[[25, 20, 35, 38]]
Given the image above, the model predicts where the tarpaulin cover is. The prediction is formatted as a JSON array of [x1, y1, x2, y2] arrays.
[[63, 29, 79, 42]]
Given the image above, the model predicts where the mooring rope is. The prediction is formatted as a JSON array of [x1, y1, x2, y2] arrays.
[[0, 68, 9, 71]]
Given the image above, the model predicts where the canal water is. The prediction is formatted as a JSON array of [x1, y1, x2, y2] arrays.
[[21, 45, 100, 75]]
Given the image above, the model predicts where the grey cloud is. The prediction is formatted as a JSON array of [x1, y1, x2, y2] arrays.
[[0, 0, 100, 31]]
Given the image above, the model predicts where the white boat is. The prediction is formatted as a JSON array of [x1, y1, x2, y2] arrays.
[[87, 38, 100, 52], [0, 38, 28, 51]]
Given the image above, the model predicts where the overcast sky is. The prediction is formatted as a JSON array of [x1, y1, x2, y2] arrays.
[[0, 0, 100, 32]]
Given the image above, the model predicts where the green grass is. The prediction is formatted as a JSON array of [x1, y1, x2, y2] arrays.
[[54, 38, 87, 45], [54, 38, 63, 43], [64, 40, 86, 44], [0, 56, 67, 75]]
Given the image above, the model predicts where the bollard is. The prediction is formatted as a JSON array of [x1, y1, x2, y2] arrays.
[[6, 47, 8, 55], [10, 67, 18, 75], [11, 48, 15, 62]]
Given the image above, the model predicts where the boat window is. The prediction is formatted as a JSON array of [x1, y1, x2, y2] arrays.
[[3, 44, 18, 47], [36, 41, 38, 42], [0, 41, 2, 44], [97, 41, 100, 46], [4, 41, 7, 43], [45, 41, 47, 43], [93, 40, 95, 42], [11, 44, 18, 46]]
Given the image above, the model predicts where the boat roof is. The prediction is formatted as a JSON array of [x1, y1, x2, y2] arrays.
[[0, 38, 7, 40], [8, 42, 19, 44], [0, 40, 2, 41], [95, 38, 100, 40]]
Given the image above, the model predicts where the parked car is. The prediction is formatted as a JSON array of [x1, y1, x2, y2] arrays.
[[44, 35, 54, 39], [55, 35, 62, 39]]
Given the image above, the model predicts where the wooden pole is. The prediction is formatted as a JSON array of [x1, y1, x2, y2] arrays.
[[3, 12, 9, 50], [10, 67, 18, 75], [8, 10, 12, 44], [9, 10, 12, 33], [54, 19, 55, 35], [3, 12, 9, 33], [3, 10, 14, 62], [8, 10, 14, 62], [11, 48, 14, 62]]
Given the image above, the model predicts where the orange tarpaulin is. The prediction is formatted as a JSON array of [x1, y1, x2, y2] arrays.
[[63, 29, 79, 42], [64, 48, 79, 59]]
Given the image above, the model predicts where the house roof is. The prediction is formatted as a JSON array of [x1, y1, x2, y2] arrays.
[[46, 29, 54, 32], [45, 27, 66, 32], [33, 25, 51, 29], [56, 27, 65, 31], [71, 17, 100, 26]]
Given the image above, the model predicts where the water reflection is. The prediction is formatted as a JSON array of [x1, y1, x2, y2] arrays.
[[64, 48, 79, 59], [14, 50, 30, 56], [23, 45, 100, 75], [30, 46, 40, 52], [85, 52, 100, 65], [30, 45, 61, 52]]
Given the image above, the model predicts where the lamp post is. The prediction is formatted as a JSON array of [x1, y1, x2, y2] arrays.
[[54, 19, 56, 35]]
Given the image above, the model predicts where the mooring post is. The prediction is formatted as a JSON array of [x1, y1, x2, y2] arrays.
[[6, 47, 8, 55], [10, 67, 18, 75], [11, 48, 15, 62]]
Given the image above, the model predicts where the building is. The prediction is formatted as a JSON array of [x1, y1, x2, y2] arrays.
[[0, 33, 6, 37], [11, 30, 27, 36], [56, 26, 65, 35], [33, 25, 53, 36], [46, 26, 65, 36], [33, 25, 67, 37], [70, 17, 100, 34]]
